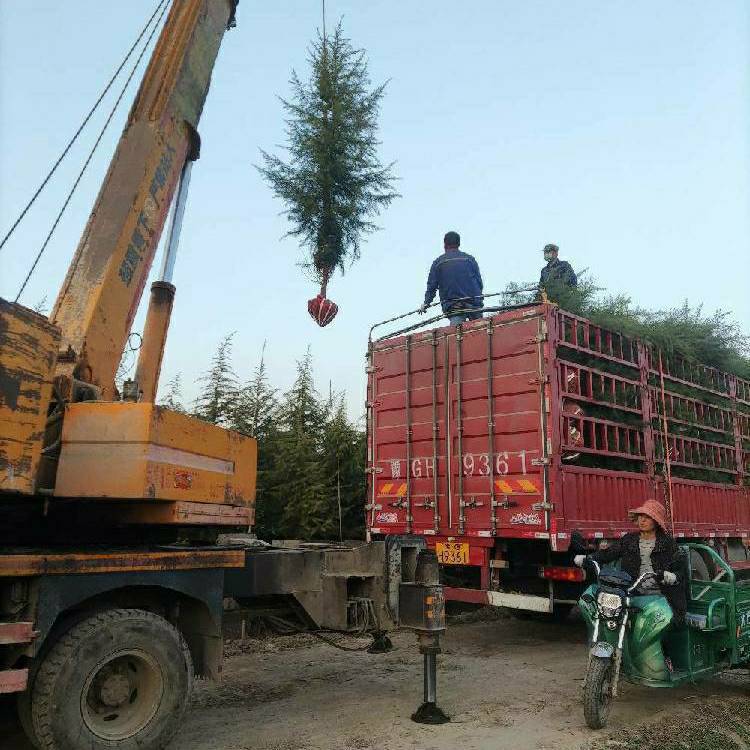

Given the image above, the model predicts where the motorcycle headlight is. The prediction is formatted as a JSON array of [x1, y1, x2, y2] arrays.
[[597, 591, 623, 619]]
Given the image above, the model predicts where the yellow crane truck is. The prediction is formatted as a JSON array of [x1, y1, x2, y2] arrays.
[[0, 3, 422, 748]]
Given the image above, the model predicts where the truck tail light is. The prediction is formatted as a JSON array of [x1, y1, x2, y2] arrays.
[[540, 565, 585, 582]]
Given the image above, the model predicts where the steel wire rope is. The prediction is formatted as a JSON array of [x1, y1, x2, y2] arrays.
[[0, 0, 169, 256], [15, 0, 171, 303]]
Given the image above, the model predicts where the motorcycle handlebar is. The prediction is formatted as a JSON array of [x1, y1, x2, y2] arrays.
[[627, 572, 659, 594], [583, 558, 659, 593]]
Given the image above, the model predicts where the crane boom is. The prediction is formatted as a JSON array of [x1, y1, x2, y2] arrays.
[[52, 0, 237, 400], [1, 0, 251, 503]]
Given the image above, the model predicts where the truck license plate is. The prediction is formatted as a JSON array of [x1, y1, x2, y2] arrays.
[[436, 542, 469, 565]]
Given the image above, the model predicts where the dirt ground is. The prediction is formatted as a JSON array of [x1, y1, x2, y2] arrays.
[[3, 611, 750, 750]]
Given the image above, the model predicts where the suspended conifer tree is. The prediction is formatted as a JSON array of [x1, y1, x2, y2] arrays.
[[258, 21, 398, 326]]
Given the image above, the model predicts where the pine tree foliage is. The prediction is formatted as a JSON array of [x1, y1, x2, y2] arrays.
[[32, 296, 48, 315], [232, 345, 281, 538], [159, 372, 185, 413], [271, 349, 332, 539], [257, 22, 398, 287], [321, 392, 366, 540], [192, 333, 239, 426], [232, 343, 278, 439], [186, 336, 367, 541], [504, 274, 750, 378]]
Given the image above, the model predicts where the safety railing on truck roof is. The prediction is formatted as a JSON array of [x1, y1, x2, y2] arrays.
[[367, 290, 539, 344], [556, 310, 640, 367]]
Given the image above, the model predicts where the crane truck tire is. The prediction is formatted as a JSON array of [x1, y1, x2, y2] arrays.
[[26, 608, 193, 750]]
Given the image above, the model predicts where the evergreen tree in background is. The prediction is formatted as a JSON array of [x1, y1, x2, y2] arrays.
[[32, 296, 48, 315], [193, 333, 239, 426], [268, 349, 332, 540], [232, 344, 281, 540], [188, 336, 367, 541], [232, 343, 278, 439], [321, 392, 366, 540], [257, 21, 398, 293], [159, 372, 185, 413]]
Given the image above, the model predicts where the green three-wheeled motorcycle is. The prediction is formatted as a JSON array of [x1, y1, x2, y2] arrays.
[[579, 543, 750, 729]]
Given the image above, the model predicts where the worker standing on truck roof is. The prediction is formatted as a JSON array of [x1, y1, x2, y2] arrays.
[[538, 243, 577, 300], [418, 231, 484, 326]]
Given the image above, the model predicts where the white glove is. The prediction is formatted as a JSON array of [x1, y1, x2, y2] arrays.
[[574, 555, 586, 567], [662, 571, 677, 585], [418, 304, 427, 315]]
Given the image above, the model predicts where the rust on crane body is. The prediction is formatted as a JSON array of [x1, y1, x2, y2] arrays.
[[0, 299, 60, 495]]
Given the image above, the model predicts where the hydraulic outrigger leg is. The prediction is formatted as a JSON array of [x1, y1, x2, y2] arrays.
[[399, 549, 450, 724]]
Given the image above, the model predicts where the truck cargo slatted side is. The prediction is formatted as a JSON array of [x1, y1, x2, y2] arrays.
[[366, 303, 750, 611]]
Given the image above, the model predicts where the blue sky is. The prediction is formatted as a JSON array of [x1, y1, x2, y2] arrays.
[[1, 1, 748, 417]]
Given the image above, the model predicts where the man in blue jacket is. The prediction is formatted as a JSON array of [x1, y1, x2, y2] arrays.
[[418, 231, 484, 326]]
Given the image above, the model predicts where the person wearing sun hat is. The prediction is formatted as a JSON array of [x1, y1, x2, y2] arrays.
[[574, 499, 686, 622]]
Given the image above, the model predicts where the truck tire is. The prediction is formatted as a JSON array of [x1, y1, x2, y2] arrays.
[[17, 688, 41, 749], [583, 655, 613, 730], [29, 608, 193, 750]]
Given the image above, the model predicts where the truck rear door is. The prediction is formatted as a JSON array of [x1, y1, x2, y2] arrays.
[[449, 310, 549, 538], [367, 307, 550, 541], [367, 329, 449, 536]]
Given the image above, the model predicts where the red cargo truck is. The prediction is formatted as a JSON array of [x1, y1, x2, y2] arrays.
[[365, 303, 750, 614]]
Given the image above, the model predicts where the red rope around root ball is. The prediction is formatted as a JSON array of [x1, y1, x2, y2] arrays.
[[308, 293, 338, 327]]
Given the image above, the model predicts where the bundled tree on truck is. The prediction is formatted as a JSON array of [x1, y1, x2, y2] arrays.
[[505, 275, 750, 379], [504, 275, 750, 484]]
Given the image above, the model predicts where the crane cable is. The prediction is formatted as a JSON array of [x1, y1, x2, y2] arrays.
[[14, 0, 171, 302], [0, 0, 169, 258]]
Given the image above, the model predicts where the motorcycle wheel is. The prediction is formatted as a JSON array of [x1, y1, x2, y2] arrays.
[[583, 655, 614, 729]]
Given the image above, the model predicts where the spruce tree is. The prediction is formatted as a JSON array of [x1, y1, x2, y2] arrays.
[[257, 22, 398, 294], [267, 349, 331, 540], [322, 394, 366, 540], [233, 345, 281, 540], [159, 372, 185, 413], [232, 344, 278, 439], [193, 333, 239, 426]]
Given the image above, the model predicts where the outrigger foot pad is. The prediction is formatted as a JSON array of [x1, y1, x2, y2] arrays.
[[368, 631, 393, 654], [411, 702, 450, 724]]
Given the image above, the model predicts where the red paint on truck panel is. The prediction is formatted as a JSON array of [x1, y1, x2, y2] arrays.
[[367, 304, 750, 551], [0, 668, 28, 694]]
